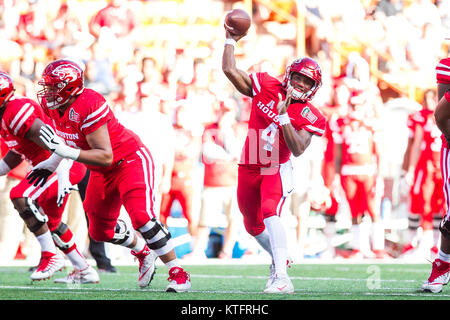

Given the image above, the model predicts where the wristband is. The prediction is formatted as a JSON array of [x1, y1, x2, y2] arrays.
[[56, 159, 74, 173], [278, 113, 291, 126], [224, 38, 237, 48], [43, 153, 64, 171], [0, 159, 11, 176], [56, 144, 81, 161]]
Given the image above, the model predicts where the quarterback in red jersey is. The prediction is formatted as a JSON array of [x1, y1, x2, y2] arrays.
[[29, 59, 190, 292], [0, 71, 98, 283], [422, 57, 450, 293], [222, 31, 326, 293]]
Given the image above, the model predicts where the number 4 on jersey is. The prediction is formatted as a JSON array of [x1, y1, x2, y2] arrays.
[[261, 123, 278, 151]]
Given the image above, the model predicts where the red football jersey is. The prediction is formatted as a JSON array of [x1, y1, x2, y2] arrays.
[[406, 108, 441, 165], [436, 58, 450, 149], [407, 110, 427, 139], [418, 112, 442, 167], [202, 122, 238, 187], [0, 97, 52, 166], [333, 115, 378, 175], [44, 88, 145, 174], [240, 72, 326, 167]]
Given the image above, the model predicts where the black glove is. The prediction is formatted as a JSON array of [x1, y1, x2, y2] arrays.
[[27, 168, 53, 187]]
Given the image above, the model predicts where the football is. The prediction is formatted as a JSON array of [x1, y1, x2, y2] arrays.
[[224, 9, 251, 36]]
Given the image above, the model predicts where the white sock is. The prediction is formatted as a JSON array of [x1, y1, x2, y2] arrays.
[[323, 222, 336, 249], [264, 216, 288, 278], [129, 235, 146, 252], [66, 248, 89, 270], [36, 231, 57, 253], [438, 249, 450, 262], [351, 224, 361, 251], [407, 214, 421, 246], [418, 229, 434, 252], [166, 258, 181, 270], [372, 221, 385, 251], [254, 228, 273, 258], [408, 228, 419, 247], [433, 229, 441, 248]]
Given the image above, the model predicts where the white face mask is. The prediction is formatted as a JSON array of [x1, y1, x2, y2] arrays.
[[287, 79, 315, 101], [46, 99, 60, 110]]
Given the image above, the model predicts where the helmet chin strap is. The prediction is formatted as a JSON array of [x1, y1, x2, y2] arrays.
[[287, 80, 310, 101], [46, 100, 61, 110]]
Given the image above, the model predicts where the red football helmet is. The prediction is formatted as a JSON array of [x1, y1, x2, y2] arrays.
[[282, 57, 322, 101], [37, 59, 84, 109], [0, 72, 15, 108]]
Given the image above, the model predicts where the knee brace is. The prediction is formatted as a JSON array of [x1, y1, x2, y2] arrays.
[[139, 218, 172, 254], [110, 219, 133, 247], [19, 198, 48, 233], [51, 222, 75, 251]]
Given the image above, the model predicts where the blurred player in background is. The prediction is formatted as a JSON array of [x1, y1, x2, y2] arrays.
[[0, 71, 98, 283], [401, 89, 443, 259], [422, 57, 450, 293], [222, 29, 326, 293], [319, 76, 352, 258], [28, 59, 190, 292], [159, 103, 202, 240], [188, 101, 242, 260], [333, 88, 386, 259]]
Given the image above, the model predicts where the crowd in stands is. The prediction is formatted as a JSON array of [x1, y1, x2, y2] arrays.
[[0, 0, 450, 264]]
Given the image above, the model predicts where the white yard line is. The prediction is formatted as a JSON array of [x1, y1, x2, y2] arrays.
[[0, 284, 447, 298]]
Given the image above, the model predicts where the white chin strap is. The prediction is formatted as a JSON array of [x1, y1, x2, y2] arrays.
[[287, 81, 310, 101], [46, 101, 61, 110]]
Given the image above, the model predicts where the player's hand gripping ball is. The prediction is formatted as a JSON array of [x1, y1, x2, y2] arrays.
[[224, 9, 251, 36]]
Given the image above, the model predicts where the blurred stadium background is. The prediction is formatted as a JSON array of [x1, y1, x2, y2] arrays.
[[0, 0, 450, 270]]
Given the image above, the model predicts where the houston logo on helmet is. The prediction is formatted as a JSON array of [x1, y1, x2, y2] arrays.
[[52, 64, 82, 83], [0, 75, 11, 90]]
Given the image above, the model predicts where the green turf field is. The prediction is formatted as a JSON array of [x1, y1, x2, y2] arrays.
[[0, 262, 447, 301]]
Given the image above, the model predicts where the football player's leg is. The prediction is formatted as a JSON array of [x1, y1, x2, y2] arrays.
[[85, 184, 152, 287], [220, 187, 241, 258], [121, 147, 190, 292], [237, 166, 263, 235], [33, 176, 97, 281], [341, 175, 367, 256], [260, 165, 294, 294], [78, 169, 116, 273], [238, 168, 278, 289], [135, 203, 189, 291], [418, 171, 437, 257], [432, 175, 445, 250], [422, 148, 450, 292], [10, 179, 65, 281], [83, 173, 147, 251], [159, 190, 174, 227], [177, 183, 196, 237], [260, 174, 287, 264], [51, 222, 99, 284], [406, 168, 425, 251], [364, 175, 385, 256], [237, 167, 267, 251]]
